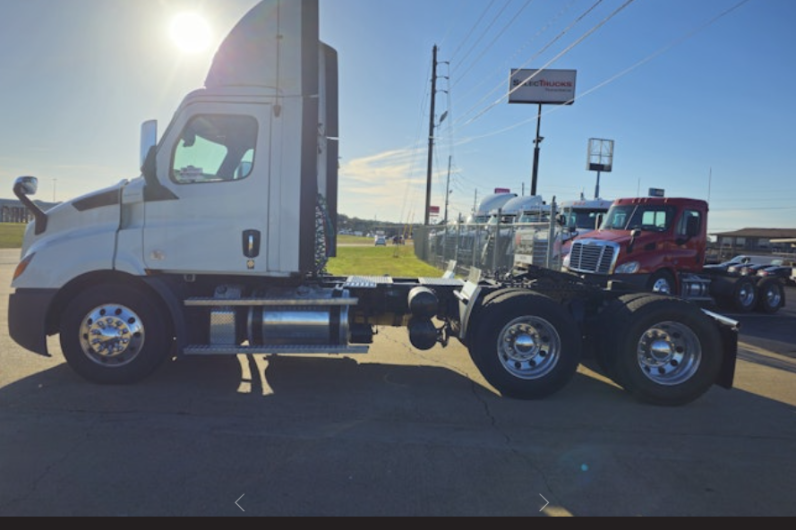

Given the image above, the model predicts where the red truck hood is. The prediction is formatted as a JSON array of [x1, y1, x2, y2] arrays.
[[577, 229, 661, 247], [577, 229, 631, 244]]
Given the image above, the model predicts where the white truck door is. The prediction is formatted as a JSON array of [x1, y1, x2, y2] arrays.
[[142, 102, 276, 275]]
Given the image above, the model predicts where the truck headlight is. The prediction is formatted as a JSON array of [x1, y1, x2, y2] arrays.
[[615, 261, 640, 274], [562, 253, 571, 269]]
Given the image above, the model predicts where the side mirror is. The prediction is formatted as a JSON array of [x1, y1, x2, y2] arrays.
[[13, 176, 38, 196], [556, 214, 566, 227], [13, 176, 48, 235], [140, 120, 158, 171], [628, 228, 642, 253]]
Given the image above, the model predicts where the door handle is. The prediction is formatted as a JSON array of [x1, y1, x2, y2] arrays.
[[242, 230, 261, 258]]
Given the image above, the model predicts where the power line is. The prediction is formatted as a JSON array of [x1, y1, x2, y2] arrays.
[[453, 0, 579, 106], [453, 0, 752, 143], [452, 0, 607, 130], [450, 0, 514, 77], [449, 0, 497, 62], [464, 0, 637, 129], [451, 0, 536, 89]]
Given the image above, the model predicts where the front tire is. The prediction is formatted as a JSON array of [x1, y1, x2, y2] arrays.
[[647, 270, 676, 295], [469, 291, 581, 400], [602, 294, 723, 406], [59, 284, 173, 384]]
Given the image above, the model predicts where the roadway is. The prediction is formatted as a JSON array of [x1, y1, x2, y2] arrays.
[[0, 248, 795, 517]]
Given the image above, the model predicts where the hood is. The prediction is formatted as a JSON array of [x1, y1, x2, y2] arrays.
[[577, 229, 667, 248], [20, 180, 128, 256]]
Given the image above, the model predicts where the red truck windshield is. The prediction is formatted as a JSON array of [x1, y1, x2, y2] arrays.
[[602, 204, 677, 232]]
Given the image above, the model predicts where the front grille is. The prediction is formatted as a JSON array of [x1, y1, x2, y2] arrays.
[[568, 240, 618, 274]]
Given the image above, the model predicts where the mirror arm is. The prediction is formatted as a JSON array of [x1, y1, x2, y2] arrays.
[[13, 179, 48, 235]]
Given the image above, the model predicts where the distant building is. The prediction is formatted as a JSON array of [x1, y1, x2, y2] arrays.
[[711, 228, 796, 258], [0, 198, 60, 223]]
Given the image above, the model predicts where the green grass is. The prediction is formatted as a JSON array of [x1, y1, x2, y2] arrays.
[[0, 224, 26, 248], [326, 245, 442, 277], [336, 234, 373, 245]]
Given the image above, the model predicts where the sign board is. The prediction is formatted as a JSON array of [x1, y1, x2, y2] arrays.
[[587, 138, 614, 173], [509, 69, 577, 105], [494, 188, 511, 194], [429, 206, 440, 216], [649, 188, 665, 198]]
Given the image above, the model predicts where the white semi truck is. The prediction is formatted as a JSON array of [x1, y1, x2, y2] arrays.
[[8, 0, 740, 406]]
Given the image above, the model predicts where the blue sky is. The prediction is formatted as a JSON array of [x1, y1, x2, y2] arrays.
[[1, 0, 794, 234]]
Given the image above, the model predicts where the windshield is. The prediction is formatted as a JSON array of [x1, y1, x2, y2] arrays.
[[517, 211, 549, 223], [601, 204, 676, 232], [562, 208, 607, 230]]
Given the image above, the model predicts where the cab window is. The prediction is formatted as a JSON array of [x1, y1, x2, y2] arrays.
[[676, 209, 702, 237], [171, 114, 257, 184]]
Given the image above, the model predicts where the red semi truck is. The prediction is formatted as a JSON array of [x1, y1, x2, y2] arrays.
[[562, 196, 786, 314]]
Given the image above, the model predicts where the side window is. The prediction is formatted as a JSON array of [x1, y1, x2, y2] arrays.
[[676, 209, 702, 236], [640, 209, 668, 229], [171, 114, 257, 184]]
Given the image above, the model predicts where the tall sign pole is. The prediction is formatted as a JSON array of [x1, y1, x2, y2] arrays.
[[587, 138, 614, 199], [508, 68, 577, 198], [424, 45, 438, 226], [530, 103, 542, 196]]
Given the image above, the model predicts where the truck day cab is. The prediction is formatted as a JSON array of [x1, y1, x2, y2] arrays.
[[563, 196, 786, 314], [8, 0, 741, 406]]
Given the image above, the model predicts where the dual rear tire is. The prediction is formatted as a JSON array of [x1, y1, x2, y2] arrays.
[[469, 290, 581, 400], [597, 293, 724, 406], [468, 289, 726, 406]]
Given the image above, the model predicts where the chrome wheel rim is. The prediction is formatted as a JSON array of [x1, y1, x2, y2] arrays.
[[737, 284, 756, 307], [79, 304, 145, 367], [496, 316, 561, 380], [651, 277, 673, 294], [762, 285, 782, 309], [636, 321, 701, 385]]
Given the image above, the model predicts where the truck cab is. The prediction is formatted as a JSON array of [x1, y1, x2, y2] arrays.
[[557, 197, 613, 244], [563, 197, 708, 294]]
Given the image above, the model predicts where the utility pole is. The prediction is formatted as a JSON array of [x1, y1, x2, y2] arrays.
[[424, 45, 438, 226]]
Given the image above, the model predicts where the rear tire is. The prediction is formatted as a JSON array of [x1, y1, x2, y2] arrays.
[[730, 277, 757, 313], [602, 294, 723, 406], [594, 292, 661, 380], [756, 278, 784, 314], [469, 291, 581, 400], [59, 284, 173, 384]]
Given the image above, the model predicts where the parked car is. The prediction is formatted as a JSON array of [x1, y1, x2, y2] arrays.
[[374, 235, 387, 246]]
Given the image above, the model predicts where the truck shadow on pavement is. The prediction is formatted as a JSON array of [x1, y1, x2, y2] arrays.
[[3, 353, 796, 433]]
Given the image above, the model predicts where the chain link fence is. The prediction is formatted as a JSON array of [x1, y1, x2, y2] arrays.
[[414, 201, 565, 277]]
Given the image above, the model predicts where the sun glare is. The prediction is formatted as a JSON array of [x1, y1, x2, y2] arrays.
[[170, 12, 212, 53]]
